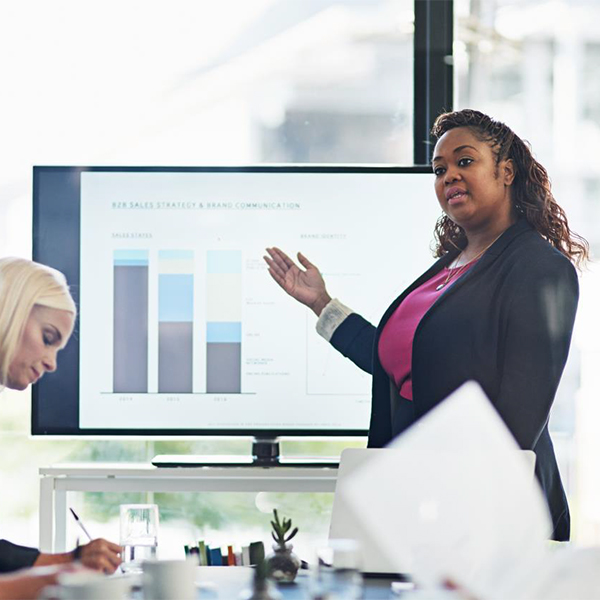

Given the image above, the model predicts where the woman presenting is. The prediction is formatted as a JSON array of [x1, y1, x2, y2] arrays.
[[0, 257, 122, 599], [264, 109, 588, 542]]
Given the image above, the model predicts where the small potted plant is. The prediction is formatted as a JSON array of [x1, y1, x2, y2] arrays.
[[239, 560, 282, 600], [265, 509, 301, 583]]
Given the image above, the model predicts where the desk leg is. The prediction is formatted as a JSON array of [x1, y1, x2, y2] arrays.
[[39, 476, 55, 552], [55, 486, 68, 552]]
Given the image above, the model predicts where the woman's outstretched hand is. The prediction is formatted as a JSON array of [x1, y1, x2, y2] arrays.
[[264, 247, 332, 316]]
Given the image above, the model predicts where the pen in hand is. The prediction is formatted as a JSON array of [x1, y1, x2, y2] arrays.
[[69, 506, 124, 573], [69, 507, 92, 541]]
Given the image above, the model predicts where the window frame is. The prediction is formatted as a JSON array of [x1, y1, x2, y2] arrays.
[[413, 0, 454, 164]]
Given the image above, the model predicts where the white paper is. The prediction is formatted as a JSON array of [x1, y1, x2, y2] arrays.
[[522, 546, 600, 600], [340, 381, 552, 599]]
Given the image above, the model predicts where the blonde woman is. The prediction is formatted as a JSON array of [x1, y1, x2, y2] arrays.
[[0, 258, 121, 599]]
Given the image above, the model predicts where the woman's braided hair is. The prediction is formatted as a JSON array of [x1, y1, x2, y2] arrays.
[[430, 109, 589, 267]]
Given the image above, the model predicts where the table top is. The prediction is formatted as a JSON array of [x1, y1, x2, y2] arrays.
[[39, 463, 339, 478], [129, 567, 399, 599]]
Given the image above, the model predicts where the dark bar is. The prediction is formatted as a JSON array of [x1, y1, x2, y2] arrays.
[[113, 265, 148, 392], [159, 322, 193, 393], [206, 343, 241, 393]]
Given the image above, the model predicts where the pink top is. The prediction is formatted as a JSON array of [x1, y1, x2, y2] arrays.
[[378, 260, 478, 400]]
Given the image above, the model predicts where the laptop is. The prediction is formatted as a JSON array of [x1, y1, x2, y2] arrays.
[[329, 448, 404, 577], [329, 447, 537, 577]]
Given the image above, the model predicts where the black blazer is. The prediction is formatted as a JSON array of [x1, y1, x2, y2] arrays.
[[330, 218, 578, 541], [0, 540, 39, 572]]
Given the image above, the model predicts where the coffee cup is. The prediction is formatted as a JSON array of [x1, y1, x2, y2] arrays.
[[142, 558, 197, 600]]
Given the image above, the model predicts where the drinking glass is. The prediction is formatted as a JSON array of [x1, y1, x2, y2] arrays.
[[309, 539, 363, 599], [119, 503, 159, 573]]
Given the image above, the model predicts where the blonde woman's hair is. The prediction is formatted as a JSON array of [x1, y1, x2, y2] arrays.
[[0, 257, 76, 385]]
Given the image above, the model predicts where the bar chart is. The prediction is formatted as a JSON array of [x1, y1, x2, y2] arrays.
[[112, 249, 244, 395]]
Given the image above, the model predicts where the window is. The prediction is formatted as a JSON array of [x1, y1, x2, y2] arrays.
[[0, 0, 414, 554], [3, 0, 597, 556], [455, 0, 600, 544]]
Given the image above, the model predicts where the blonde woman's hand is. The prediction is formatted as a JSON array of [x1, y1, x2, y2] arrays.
[[264, 247, 332, 316], [35, 538, 122, 576], [75, 539, 122, 574]]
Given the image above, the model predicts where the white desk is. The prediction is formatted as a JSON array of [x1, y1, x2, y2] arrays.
[[39, 463, 338, 552]]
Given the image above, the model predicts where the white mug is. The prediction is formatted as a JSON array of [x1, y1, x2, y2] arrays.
[[40, 570, 129, 599], [142, 558, 197, 600]]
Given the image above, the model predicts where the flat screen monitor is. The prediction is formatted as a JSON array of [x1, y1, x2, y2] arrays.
[[32, 166, 439, 438]]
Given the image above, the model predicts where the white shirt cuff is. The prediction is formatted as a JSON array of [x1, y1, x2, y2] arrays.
[[316, 298, 354, 342]]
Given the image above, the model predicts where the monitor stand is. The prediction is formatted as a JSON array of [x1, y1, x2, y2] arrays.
[[152, 437, 339, 468]]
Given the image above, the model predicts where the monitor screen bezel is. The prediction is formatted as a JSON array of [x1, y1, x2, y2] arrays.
[[32, 164, 431, 437]]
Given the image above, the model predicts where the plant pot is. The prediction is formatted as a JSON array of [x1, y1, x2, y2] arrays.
[[265, 543, 301, 583], [238, 578, 282, 600]]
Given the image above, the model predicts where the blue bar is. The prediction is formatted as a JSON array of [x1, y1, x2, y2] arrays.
[[206, 322, 242, 343], [159, 274, 194, 322], [114, 249, 149, 264], [114, 259, 149, 267], [159, 250, 194, 260], [207, 250, 242, 274]]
